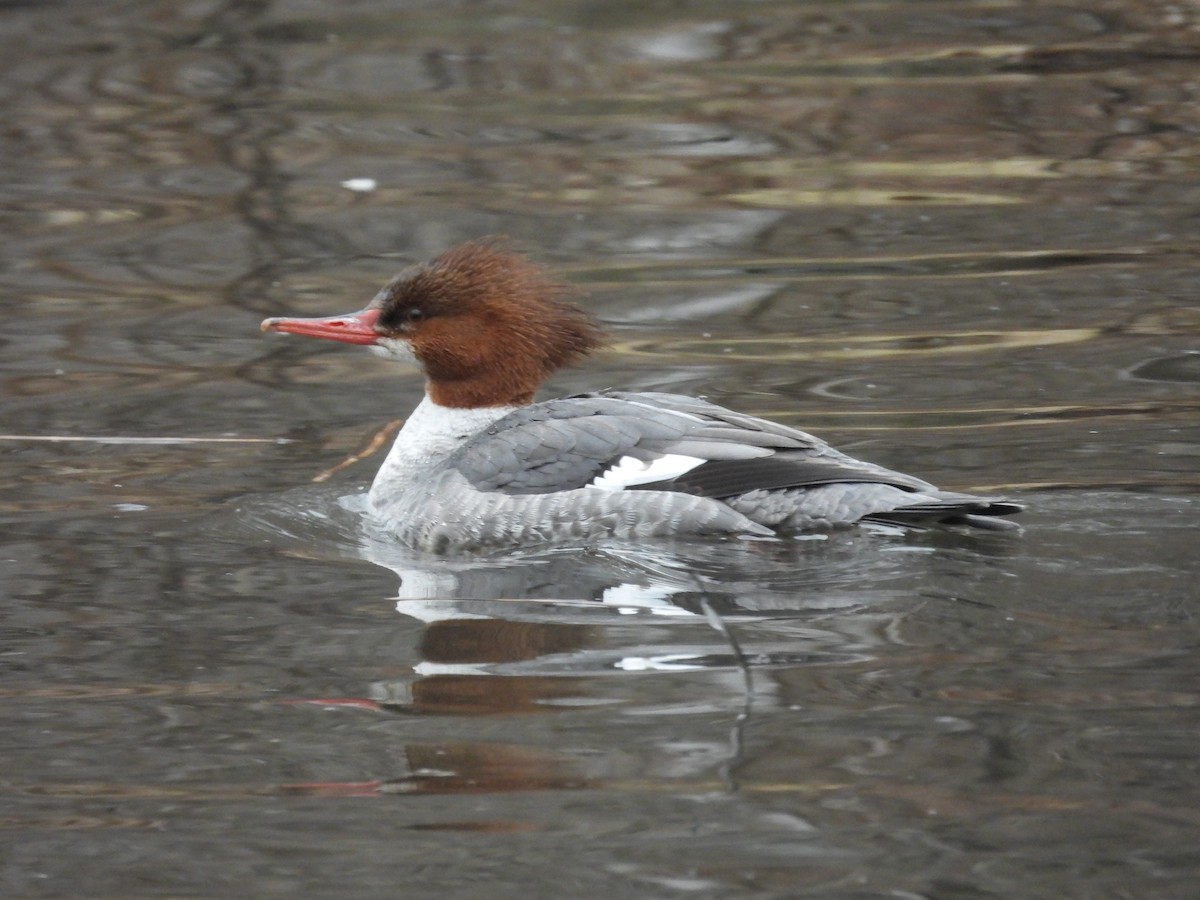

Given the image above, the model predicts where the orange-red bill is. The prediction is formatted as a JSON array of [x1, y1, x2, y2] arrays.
[[260, 308, 382, 345]]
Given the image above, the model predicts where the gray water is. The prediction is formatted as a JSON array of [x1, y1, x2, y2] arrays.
[[3, 1, 1200, 897]]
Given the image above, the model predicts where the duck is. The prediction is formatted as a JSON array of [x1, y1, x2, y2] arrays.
[[261, 239, 1022, 552]]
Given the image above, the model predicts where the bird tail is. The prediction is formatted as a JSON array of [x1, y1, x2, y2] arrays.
[[862, 498, 1024, 532]]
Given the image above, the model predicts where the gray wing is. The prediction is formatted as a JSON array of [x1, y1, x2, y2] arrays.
[[448, 390, 933, 497]]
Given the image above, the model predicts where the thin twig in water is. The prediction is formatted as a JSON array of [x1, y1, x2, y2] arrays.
[[312, 419, 404, 483], [698, 596, 755, 793], [0, 435, 288, 445]]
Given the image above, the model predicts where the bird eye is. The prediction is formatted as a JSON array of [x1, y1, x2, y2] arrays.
[[406, 308, 425, 324]]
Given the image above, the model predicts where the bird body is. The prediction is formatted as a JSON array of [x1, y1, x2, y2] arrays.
[[262, 240, 1021, 552]]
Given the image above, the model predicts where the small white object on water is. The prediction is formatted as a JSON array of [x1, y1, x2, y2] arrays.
[[340, 178, 377, 193]]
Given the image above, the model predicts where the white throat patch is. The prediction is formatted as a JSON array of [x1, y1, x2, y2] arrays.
[[369, 337, 417, 364]]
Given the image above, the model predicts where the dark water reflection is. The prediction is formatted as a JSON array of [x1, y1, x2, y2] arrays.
[[4, 1, 1200, 897]]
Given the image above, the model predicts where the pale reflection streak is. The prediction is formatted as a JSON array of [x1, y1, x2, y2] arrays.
[[615, 326, 1100, 362]]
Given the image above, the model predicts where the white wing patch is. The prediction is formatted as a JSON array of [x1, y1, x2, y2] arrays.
[[590, 453, 705, 491]]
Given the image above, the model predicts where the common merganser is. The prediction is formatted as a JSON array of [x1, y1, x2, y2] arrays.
[[262, 239, 1022, 552]]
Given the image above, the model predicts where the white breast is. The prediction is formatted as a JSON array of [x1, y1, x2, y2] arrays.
[[369, 396, 517, 504]]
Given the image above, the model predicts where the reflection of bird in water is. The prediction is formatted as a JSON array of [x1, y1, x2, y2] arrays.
[[232, 403, 1019, 791]]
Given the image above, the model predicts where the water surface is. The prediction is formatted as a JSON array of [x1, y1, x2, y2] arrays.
[[3, 1, 1199, 897]]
